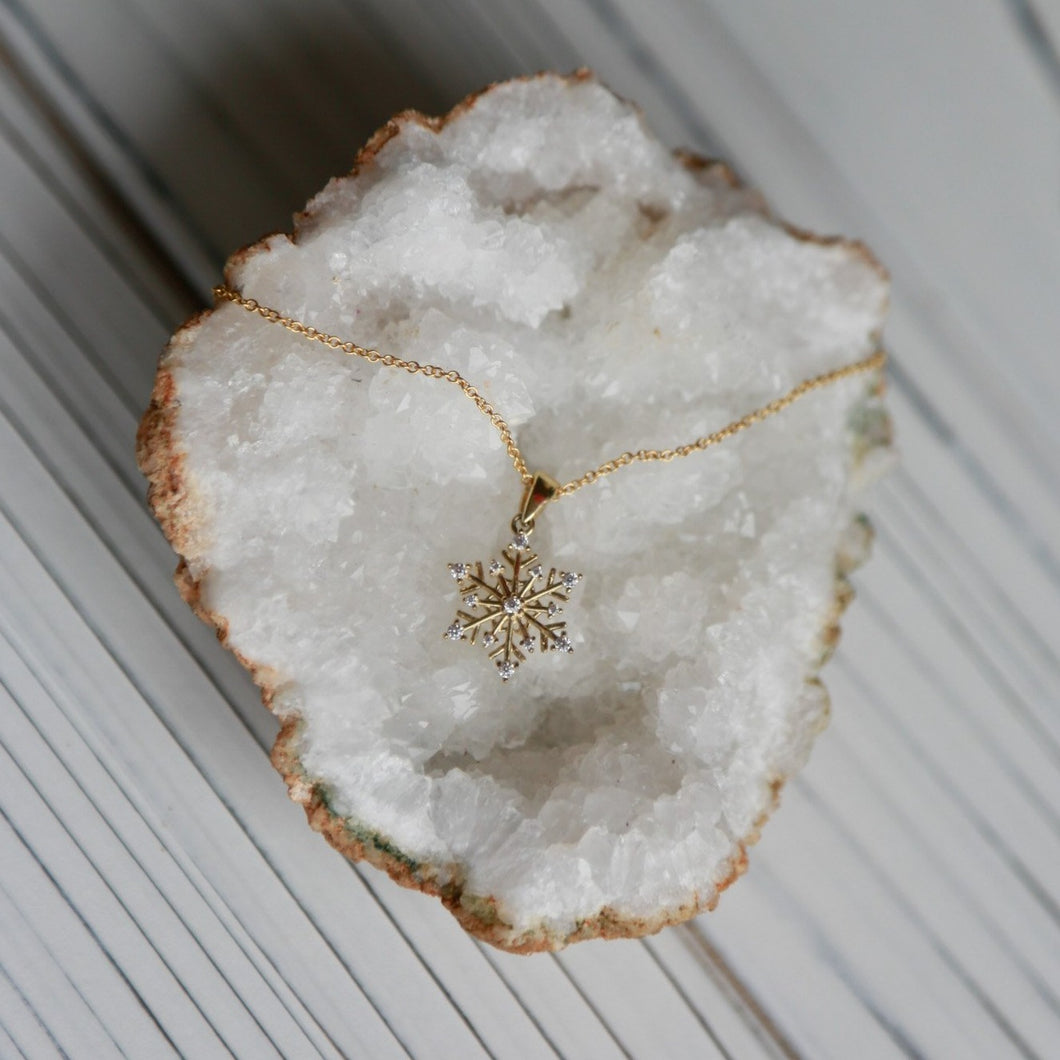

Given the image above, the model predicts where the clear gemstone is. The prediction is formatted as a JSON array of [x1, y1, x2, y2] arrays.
[[449, 563, 468, 580], [445, 622, 464, 641], [463, 593, 478, 608], [489, 559, 502, 574], [511, 533, 530, 550], [498, 660, 516, 680], [561, 571, 580, 590], [502, 595, 522, 614], [555, 633, 573, 653], [483, 632, 497, 647], [519, 636, 535, 653], [548, 601, 560, 616], [529, 563, 543, 578]]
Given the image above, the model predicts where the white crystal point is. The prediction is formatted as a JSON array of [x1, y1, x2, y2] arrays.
[[144, 72, 891, 952], [444, 622, 464, 641]]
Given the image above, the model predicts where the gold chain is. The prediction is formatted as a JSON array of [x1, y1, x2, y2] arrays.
[[214, 284, 885, 499]]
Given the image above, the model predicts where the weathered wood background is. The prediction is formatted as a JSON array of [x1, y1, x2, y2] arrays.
[[1, 0, 1058, 1056]]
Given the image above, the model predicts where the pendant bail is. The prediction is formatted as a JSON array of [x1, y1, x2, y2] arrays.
[[520, 471, 560, 528]]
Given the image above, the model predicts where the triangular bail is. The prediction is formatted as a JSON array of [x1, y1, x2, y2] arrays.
[[520, 471, 560, 527]]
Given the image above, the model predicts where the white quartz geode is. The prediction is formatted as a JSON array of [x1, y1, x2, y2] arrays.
[[138, 72, 891, 951]]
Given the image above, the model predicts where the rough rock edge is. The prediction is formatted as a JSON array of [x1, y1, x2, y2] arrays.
[[136, 69, 892, 953]]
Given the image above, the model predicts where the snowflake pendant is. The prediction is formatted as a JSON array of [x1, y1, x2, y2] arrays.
[[444, 530, 581, 681]]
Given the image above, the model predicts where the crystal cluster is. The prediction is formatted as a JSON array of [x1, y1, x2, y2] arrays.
[[147, 73, 891, 948]]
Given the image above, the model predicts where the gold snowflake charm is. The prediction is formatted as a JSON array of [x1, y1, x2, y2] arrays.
[[444, 539, 580, 681], [444, 475, 580, 681]]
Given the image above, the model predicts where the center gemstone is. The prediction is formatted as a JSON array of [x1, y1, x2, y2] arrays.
[[502, 595, 522, 614]]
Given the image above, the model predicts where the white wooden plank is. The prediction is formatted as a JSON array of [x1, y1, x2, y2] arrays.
[[0, 108, 171, 408], [847, 632, 1060, 895], [122, 0, 451, 185], [874, 394, 1060, 715], [642, 931, 797, 1060], [0, 0, 219, 286], [692, 881, 904, 1060], [869, 489, 1060, 760], [1029, 0, 1060, 76], [0, 738, 244, 1057], [853, 566, 1060, 837], [284, 869, 560, 1060], [0, 58, 193, 325], [720, 839, 1021, 1060], [477, 949, 629, 1060], [0, 959, 61, 1060], [555, 940, 729, 1058], [847, 573, 1060, 895], [794, 761, 1056, 1057], [0, 644, 345, 1059], [0, 814, 177, 1058], [6, 0, 292, 248], [876, 471, 1060, 738], [827, 664, 1060, 1021]]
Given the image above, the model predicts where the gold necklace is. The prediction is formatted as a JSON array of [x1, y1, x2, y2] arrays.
[[214, 284, 886, 682]]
